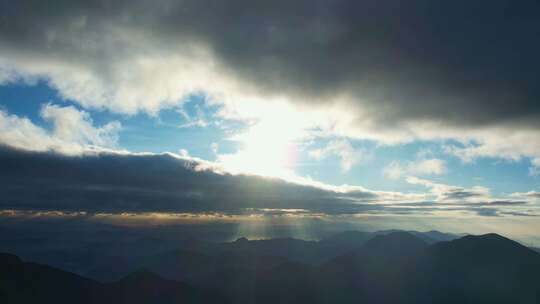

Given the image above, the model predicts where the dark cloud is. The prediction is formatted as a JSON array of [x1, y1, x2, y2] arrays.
[[2, 0, 540, 129], [499, 211, 540, 217], [0, 146, 384, 215], [474, 208, 499, 217], [441, 189, 484, 201], [482, 200, 528, 206], [2, 146, 534, 219]]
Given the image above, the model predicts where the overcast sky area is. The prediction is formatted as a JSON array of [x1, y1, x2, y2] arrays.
[[1, 0, 540, 242]]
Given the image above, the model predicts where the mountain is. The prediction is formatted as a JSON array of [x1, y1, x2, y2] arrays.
[[1, 228, 462, 277], [318, 232, 430, 303], [324, 231, 429, 270], [410, 230, 463, 243], [85, 248, 289, 283], [319, 230, 374, 248], [0, 253, 226, 304], [363, 231, 430, 255], [84, 255, 140, 282], [404, 233, 540, 304], [85, 250, 213, 282], [206, 237, 328, 264], [3, 231, 539, 304], [105, 268, 223, 304], [0, 253, 101, 304]]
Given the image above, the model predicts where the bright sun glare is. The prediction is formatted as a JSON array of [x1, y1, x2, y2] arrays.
[[218, 103, 308, 178]]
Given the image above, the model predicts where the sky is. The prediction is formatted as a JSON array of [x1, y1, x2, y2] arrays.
[[1, 0, 540, 242]]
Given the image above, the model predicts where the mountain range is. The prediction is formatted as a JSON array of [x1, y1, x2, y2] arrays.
[[1, 230, 539, 303]]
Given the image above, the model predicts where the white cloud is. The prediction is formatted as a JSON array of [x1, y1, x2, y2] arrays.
[[384, 158, 447, 180], [0, 104, 120, 155], [176, 103, 210, 128], [529, 158, 540, 176], [413, 158, 447, 176], [510, 191, 540, 200], [382, 161, 405, 180], [442, 127, 540, 174], [309, 139, 363, 172], [40, 103, 120, 147], [178, 149, 190, 157]]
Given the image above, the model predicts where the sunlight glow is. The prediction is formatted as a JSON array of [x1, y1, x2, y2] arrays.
[[217, 103, 308, 178]]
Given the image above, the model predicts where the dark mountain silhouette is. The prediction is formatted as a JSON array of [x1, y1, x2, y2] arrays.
[[207, 237, 327, 264], [0, 252, 101, 304], [318, 232, 430, 303], [410, 230, 463, 243], [2, 231, 539, 304], [325, 231, 428, 267], [0, 253, 226, 304], [1, 228, 461, 279], [201, 232, 540, 304], [84, 255, 140, 282], [85, 250, 212, 282], [85, 248, 289, 283], [403, 233, 540, 304], [104, 268, 223, 304], [319, 230, 374, 248]]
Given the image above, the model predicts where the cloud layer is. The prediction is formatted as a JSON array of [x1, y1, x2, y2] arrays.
[[0, 145, 537, 220]]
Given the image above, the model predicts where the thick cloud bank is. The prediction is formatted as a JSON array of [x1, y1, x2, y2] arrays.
[[0, 146, 537, 219], [0, 1, 539, 124]]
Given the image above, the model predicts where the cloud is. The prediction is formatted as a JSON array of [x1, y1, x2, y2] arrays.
[[405, 176, 490, 203], [0, 145, 537, 221], [382, 161, 406, 180], [1, 1, 540, 222], [0, 104, 120, 154], [176, 103, 210, 128], [308, 139, 362, 172], [510, 191, 540, 200], [1, 0, 540, 167], [384, 158, 447, 179], [443, 128, 540, 173], [474, 208, 499, 217], [40, 103, 120, 147], [0, 145, 394, 216], [413, 159, 447, 176], [529, 158, 540, 176]]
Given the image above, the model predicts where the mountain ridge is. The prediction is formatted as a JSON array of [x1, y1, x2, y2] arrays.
[[2, 231, 539, 303]]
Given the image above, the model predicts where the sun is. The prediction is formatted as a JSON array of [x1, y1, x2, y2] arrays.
[[218, 114, 304, 178]]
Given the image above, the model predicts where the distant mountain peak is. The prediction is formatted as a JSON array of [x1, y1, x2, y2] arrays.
[[367, 231, 428, 247], [0, 252, 22, 273], [234, 237, 249, 243], [454, 233, 514, 246], [361, 231, 429, 257], [0, 252, 22, 264], [430, 232, 539, 262], [476, 232, 507, 240]]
